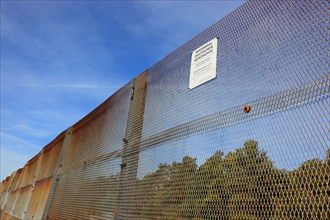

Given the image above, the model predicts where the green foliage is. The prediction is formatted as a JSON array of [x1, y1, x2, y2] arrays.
[[132, 140, 329, 219]]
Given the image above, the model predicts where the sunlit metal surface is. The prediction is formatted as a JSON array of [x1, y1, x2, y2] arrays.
[[0, 0, 329, 219]]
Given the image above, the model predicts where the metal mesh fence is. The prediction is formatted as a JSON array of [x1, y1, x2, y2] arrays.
[[1, 0, 329, 219]]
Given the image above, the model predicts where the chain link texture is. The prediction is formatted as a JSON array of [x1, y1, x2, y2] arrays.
[[1, 1, 329, 219]]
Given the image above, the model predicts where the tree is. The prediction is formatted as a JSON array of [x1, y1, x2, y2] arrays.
[[132, 142, 329, 220]]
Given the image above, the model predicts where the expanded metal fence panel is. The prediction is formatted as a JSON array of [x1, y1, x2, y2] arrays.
[[115, 72, 147, 219], [44, 81, 133, 220], [133, 0, 329, 219], [11, 185, 32, 219], [4, 189, 19, 217], [10, 169, 24, 192], [142, 0, 328, 139], [35, 135, 64, 181], [0, 132, 66, 219], [47, 157, 121, 220], [0, 0, 329, 219], [1, 181, 11, 216], [20, 155, 41, 188], [0, 172, 14, 194], [132, 96, 329, 219], [1, 212, 11, 220], [61, 85, 131, 173], [0, 192, 8, 211], [25, 177, 53, 220]]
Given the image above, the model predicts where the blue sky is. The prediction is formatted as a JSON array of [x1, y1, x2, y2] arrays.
[[0, 1, 245, 180]]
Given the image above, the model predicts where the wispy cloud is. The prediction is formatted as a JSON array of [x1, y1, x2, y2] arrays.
[[0, 1, 245, 181], [5, 124, 50, 138], [5, 83, 111, 89], [0, 132, 39, 149], [114, 1, 245, 55]]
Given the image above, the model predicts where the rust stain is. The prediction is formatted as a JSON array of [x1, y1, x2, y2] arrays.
[[26, 178, 53, 220]]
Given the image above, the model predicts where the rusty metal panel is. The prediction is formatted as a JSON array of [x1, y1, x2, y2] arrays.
[[0, 192, 9, 211], [11, 185, 33, 219], [1, 212, 12, 220], [20, 154, 41, 187], [0, 178, 9, 193], [61, 84, 131, 173], [35, 134, 64, 181], [47, 157, 121, 220], [0, 171, 15, 193], [25, 177, 53, 220], [40, 129, 72, 220], [10, 169, 24, 192], [10, 216, 18, 220], [115, 72, 147, 219], [0, 1, 328, 219], [3, 189, 19, 215]]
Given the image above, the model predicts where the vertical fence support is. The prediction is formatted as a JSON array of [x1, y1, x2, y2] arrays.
[[21, 151, 43, 220], [115, 71, 147, 219], [42, 128, 72, 220]]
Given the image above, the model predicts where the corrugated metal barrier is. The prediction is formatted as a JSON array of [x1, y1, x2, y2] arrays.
[[1, 0, 329, 219]]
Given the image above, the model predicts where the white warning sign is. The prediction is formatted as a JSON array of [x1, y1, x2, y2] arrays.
[[189, 38, 218, 89]]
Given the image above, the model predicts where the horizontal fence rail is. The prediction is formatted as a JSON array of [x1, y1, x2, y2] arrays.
[[1, 0, 329, 219]]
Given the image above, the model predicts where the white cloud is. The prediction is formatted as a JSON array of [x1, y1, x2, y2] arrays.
[[0, 1, 245, 182]]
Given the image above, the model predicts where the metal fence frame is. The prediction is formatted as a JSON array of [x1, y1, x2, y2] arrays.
[[1, 0, 329, 219]]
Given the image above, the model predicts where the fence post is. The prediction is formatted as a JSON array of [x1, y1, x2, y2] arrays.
[[41, 128, 72, 220], [115, 71, 147, 219]]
